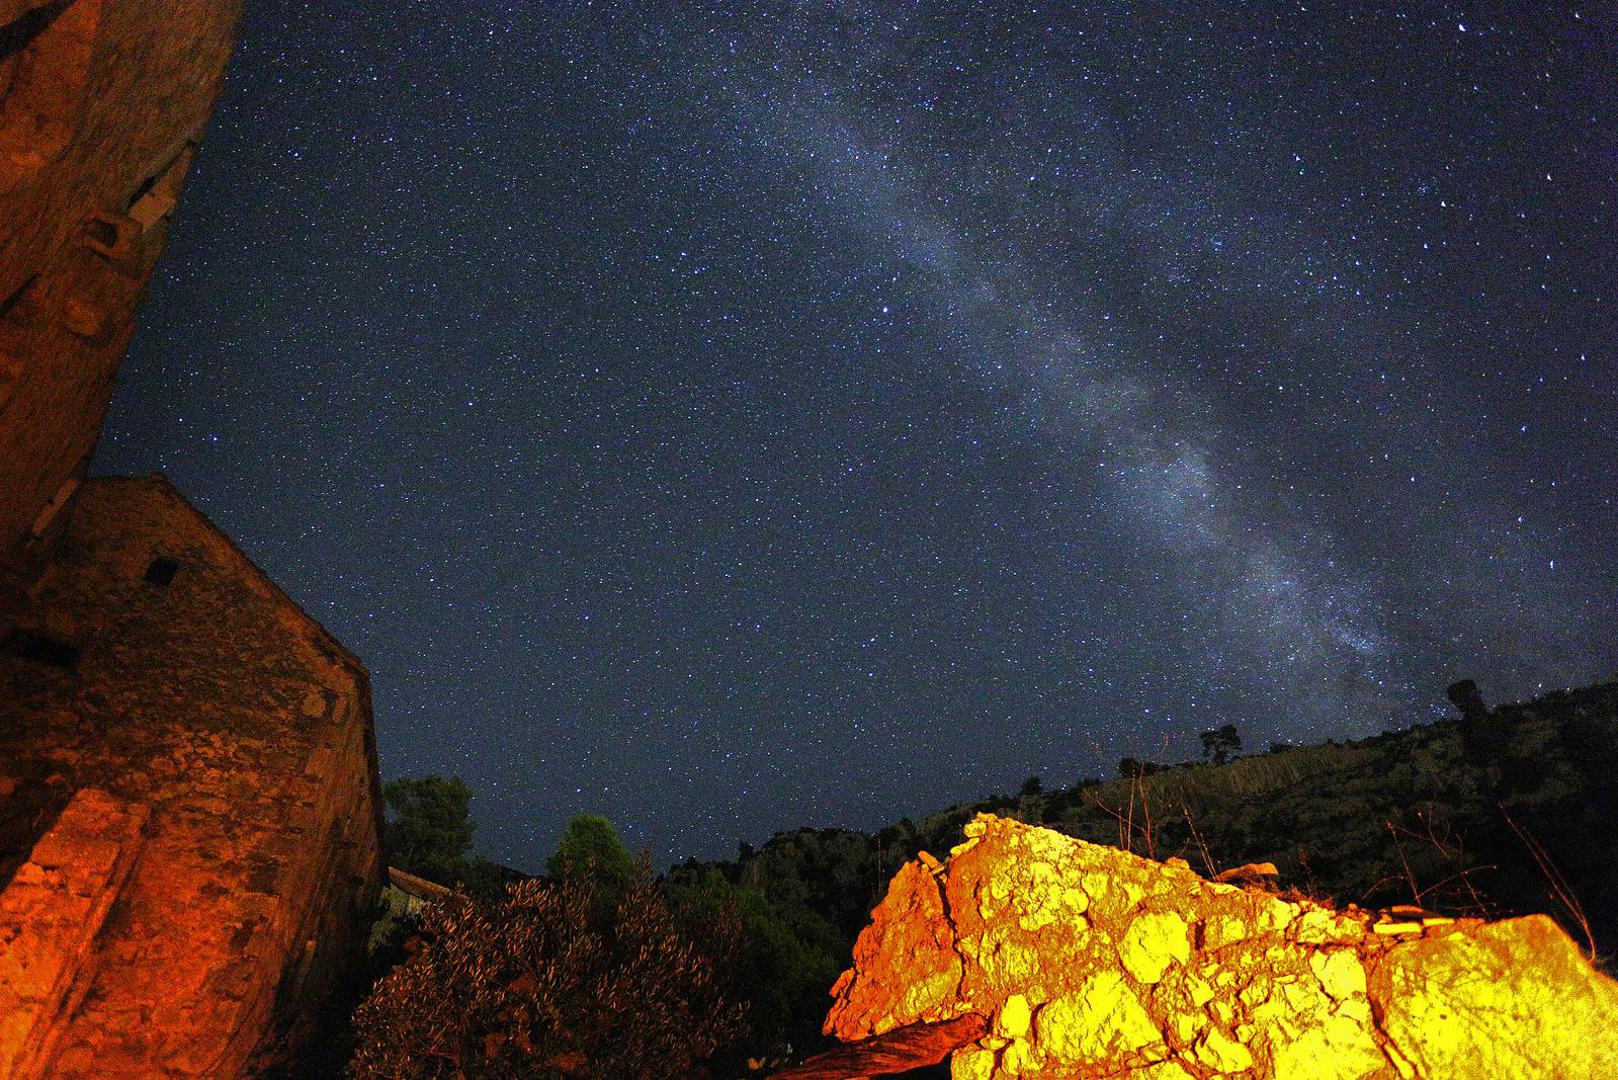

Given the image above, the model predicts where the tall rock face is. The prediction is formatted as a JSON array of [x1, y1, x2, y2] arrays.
[[1, 0, 242, 583], [0, 3, 387, 1076], [823, 815, 1618, 1079]]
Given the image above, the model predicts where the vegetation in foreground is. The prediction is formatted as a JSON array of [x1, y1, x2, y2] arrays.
[[351, 863, 744, 1078], [352, 680, 1618, 1077]]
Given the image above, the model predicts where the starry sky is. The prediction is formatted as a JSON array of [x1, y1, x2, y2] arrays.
[[97, 3, 1617, 868]]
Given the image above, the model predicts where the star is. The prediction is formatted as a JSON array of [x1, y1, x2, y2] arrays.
[[96, 1, 1618, 867]]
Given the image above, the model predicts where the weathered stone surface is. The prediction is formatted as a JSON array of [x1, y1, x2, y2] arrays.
[[0, 478, 385, 1077], [0, 0, 241, 586], [0, 788, 146, 1079], [1, 7, 385, 1075], [825, 814, 1618, 1078]]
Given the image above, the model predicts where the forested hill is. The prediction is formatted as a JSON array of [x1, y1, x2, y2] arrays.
[[683, 680, 1618, 965], [371, 680, 1618, 1068]]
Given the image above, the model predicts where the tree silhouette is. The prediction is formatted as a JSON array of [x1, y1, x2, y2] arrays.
[[548, 813, 636, 900], [383, 775, 475, 882], [1200, 724, 1242, 765], [1118, 757, 1158, 780]]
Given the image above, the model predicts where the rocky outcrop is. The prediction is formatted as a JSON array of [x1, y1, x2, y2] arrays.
[[819, 814, 1618, 1078], [0, 0, 242, 583]]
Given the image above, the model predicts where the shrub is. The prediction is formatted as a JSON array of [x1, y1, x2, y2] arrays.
[[667, 868, 843, 1066], [350, 867, 745, 1079]]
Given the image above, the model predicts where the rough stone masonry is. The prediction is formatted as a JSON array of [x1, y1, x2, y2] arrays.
[[1, 3, 387, 1076]]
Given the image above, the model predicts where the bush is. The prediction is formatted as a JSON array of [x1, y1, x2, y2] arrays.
[[667, 869, 843, 1067], [350, 867, 745, 1079]]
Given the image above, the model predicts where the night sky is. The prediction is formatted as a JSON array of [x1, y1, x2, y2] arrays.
[[97, 4, 1617, 868]]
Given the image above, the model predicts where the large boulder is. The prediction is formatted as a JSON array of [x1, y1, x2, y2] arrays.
[[820, 814, 1618, 1078]]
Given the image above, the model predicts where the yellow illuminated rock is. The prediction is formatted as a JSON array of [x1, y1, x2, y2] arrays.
[[1119, 910, 1191, 983], [1267, 1019, 1386, 1080], [1376, 915, 1618, 1079], [1038, 971, 1161, 1063], [995, 994, 1031, 1039], [1205, 913, 1249, 949], [1309, 949, 1367, 1000], [1195, 1026, 1252, 1072], [821, 814, 1618, 1078]]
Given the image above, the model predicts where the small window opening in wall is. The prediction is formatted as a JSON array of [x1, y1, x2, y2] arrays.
[[0, 0, 100, 180], [83, 215, 120, 249], [1, 627, 80, 667], [125, 142, 193, 231], [144, 556, 179, 586]]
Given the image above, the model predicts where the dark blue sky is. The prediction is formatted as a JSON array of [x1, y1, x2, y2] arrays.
[[98, 3, 1617, 868]]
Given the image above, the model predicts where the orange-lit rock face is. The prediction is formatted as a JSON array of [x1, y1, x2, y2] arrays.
[[826, 814, 1618, 1079], [0, 5, 383, 1076], [0, 0, 240, 584], [0, 478, 384, 1078]]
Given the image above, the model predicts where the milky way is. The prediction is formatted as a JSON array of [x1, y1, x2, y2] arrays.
[[97, 4, 1617, 866]]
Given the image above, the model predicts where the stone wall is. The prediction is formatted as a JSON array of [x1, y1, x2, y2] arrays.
[[0, 5, 390, 1072], [0, 0, 240, 584], [818, 814, 1618, 1079], [0, 788, 147, 1078], [0, 477, 385, 1077]]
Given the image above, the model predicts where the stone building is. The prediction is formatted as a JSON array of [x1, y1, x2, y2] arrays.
[[0, 2, 386, 1076]]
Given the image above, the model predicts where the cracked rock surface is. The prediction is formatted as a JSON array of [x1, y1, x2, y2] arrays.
[[824, 814, 1618, 1078]]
